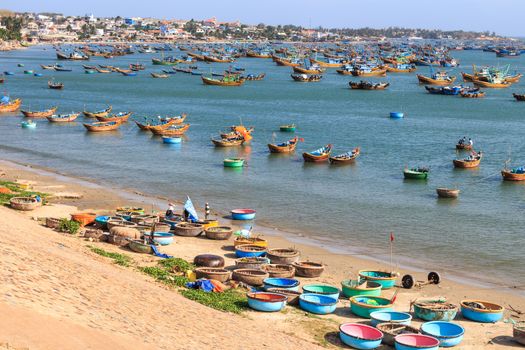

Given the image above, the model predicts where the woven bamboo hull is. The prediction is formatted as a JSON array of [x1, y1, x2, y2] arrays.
[[0, 99, 22, 112], [202, 76, 243, 86], [417, 75, 456, 85], [501, 170, 525, 181], [128, 240, 154, 254], [96, 112, 132, 123], [436, 188, 460, 198], [472, 79, 511, 88], [453, 158, 481, 168], [21, 106, 57, 118], [83, 106, 112, 118], [83, 121, 121, 132]]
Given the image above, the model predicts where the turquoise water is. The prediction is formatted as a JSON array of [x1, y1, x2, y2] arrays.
[[0, 46, 524, 290]]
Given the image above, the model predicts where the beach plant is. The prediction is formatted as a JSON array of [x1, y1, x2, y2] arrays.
[[180, 288, 248, 314], [0, 180, 48, 205], [58, 219, 80, 235], [88, 245, 132, 267]]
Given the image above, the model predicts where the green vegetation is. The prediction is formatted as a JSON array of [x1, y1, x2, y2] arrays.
[[58, 219, 81, 235], [0, 16, 23, 41], [88, 245, 132, 267], [0, 181, 47, 206]]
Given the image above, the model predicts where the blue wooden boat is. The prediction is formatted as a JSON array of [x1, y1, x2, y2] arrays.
[[94, 215, 121, 229], [302, 284, 340, 300], [33, 73, 43, 77], [235, 244, 266, 258], [350, 296, 394, 318], [161, 69, 177, 75], [413, 299, 458, 321], [162, 136, 182, 144], [247, 292, 287, 312], [263, 278, 300, 292], [190, 71, 202, 76], [231, 208, 256, 220], [122, 71, 137, 76], [394, 334, 440, 350], [370, 311, 412, 327], [142, 232, 174, 245], [341, 280, 382, 298], [390, 112, 404, 119], [4, 71, 15, 75], [358, 270, 397, 289], [460, 300, 503, 323], [425, 86, 462, 95], [299, 294, 338, 314], [339, 323, 384, 349], [420, 321, 464, 347]]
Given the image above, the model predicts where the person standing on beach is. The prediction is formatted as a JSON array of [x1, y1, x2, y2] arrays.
[[165, 202, 175, 219]]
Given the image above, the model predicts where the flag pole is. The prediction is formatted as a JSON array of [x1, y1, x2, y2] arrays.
[[390, 232, 394, 273]]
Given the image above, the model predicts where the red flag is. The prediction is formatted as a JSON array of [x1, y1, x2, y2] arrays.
[[390, 232, 394, 242]]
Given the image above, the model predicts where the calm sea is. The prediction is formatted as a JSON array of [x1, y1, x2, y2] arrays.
[[0, 46, 524, 291]]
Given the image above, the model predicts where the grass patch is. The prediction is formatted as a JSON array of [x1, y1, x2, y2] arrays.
[[58, 218, 80, 234], [88, 245, 132, 267], [0, 180, 48, 206]]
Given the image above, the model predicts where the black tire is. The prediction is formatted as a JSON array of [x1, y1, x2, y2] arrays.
[[402, 274, 414, 289], [428, 271, 441, 284]]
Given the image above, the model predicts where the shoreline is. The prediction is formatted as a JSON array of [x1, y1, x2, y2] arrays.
[[1, 157, 524, 298]]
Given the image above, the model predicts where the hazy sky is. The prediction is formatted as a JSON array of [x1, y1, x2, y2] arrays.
[[2, 0, 523, 36]]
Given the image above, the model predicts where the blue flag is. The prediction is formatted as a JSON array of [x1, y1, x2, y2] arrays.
[[184, 196, 199, 222]]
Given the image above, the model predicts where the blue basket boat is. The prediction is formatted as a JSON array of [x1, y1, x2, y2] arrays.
[[162, 136, 182, 144], [235, 244, 267, 258], [263, 278, 300, 292], [302, 284, 340, 300], [21, 121, 36, 129], [460, 300, 503, 323], [142, 232, 174, 245], [370, 311, 412, 327], [94, 215, 121, 229], [299, 293, 338, 315], [390, 112, 404, 119], [413, 299, 458, 321], [350, 296, 394, 318], [420, 321, 464, 347], [33, 73, 43, 77], [339, 323, 384, 349], [358, 270, 397, 289], [247, 292, 287, 312], [394, 334, 440, 350], [231, 208, 256, 220]]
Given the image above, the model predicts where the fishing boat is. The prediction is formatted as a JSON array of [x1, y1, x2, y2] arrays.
[[54, 66, 72, 72], [96, 112, 132, 123], [350, 81, 390, 90], [211, 138, 244, 147], [417, 71, 456, 85], [456, 140, 472, 151], [329, 147, 360, 164], [385, 63, 416, 73], [23, 70, 34, 75], [34, 73, 43, 77], [56, 51, 89, 60], [151, 73, 169, 78], [224, 158, 245, 168], [130, 63, 145, 71], [425, 86, 462, 95], [0, 98, 22, 113], [0, 77, 4, 84], [202, 75, 244, 86], [83, 121, 121, 132], [21, 106, 57, 118], [151, 57, 179, 65], [21, 120, 36, 129], [501, 166, 525, 181], [436, 188, 460, 198], [246, 50, 272, 58], [46, 113, 79, 123], [293, 65, 325, 74], [267, 136, 301, 153], [513, 93, 525, 101], [121, 71, 137, 77], [472, 78, 511, 88], [302, 144, 332, 162], [48, 81, 64, 89], [309, 57, 347, 68], [40, 64, 55, 70], [83, 106, 112, 118], [279, 124, 296, 132], [152, 124, 190, 136], [351, 67, 387, 77], [460, 90, 485, 98], [243, 73, 266, 81], [135, 115, 185, 131], [453, 151, 482, 168], [291, 74, 322, 82], [403, 167, 429, 179]]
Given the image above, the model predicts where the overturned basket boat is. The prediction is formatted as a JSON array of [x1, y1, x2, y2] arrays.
[[9, 197, 41, 211], [292, 261, 325, 278], [262, 264, 296, 278], [204, 226, 233, 240], [266, 248, 300, 264], [232, 268, 269, 286], [173, 222, 204, 237], [235, 257, 270, 269], [194, 267, 231, 282]]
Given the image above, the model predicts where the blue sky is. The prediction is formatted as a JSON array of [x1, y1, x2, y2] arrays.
[[2, 0, 523, 36]]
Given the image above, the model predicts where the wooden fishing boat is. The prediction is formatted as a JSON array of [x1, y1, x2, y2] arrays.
[[273, 57, 301, 67], [460, 91, 485, 98], [151, 72, 169, 78], [211, 138, 244, 147], [329, 147, 360, 164], [154, 124, 190, 136], [280, 124, 296, 132], [461, 72, 475, 82], [291, 74, 322, 82], [21, 106, 57, 118], [202, 75, 244, 86], [246, 51, 272, 58], [293, 65, 325, 74], [513, 93, 525, 101], [403, 167, 429, 179], [138, 117, 183, 132], [40, 64, 55, 70], [303, 144, 332, 162], [453, 152, 482, 168], [349, 81, 389, 90], [472, 78, 511, 88], [436, 188, 460, 198], [385, 64, 416, 73], [268, 136, 301, 153], [204, 55, 234, 63], [417, 73, 456, 85], [83, 121, 121, 132], [0, 98, 22, 113], [46, 113, 79, 123], [309, 58, 345, 68], [501, 166, 525, 181], [505, 73, 522, 83], [351, 68, 387, 77], [95, 67, 111, 73], [96, 111, 132, 123], [83, 106, 112, 118], [243, 73, 266, 81], [48, 81, 64, 89], [456, 142, 472, 151]]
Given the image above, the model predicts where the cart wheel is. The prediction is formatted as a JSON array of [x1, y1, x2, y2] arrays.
[[402, 274, 414, 289], [428, 271, 441, 285]]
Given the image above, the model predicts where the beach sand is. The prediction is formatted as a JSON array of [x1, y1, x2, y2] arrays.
[[0, 159, 523, 349]]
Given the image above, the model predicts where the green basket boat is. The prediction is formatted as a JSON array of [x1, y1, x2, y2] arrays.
[[341, 279, 382, 298], [224, 158, 245, 168], [279, 124, 296, 132], [349, 296, 394, 318], [358, 270, 397, 289], [403, 167, 429, 180]]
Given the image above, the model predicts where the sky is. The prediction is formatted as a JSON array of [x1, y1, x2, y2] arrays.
[[2, 0, 524, 36]]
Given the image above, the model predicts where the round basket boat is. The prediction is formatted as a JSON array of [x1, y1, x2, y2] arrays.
[[292, 261, 324, 278], [194, 267, 231, 283], [266, 288, 302, 305], [394, 334, 440, 350], [339, 323, 384, 350], [45, 217, 61, 229], [130, 214, 159, 226], [349, 296, 394, 319], [153, 222, 171, 233], [95, 215, 123, 229], [460, 300, 504, 323], [193, 254, 225, 268], [109, 226, 141, 239], [10, 197, 41, 211], [263, 278, 300, 292], [235, 244, 267, 258], [142, 232, 174, 246], [233, 269, 269, 286], [266, 248, 300, 264], [233, 236, 268, 248], [420, 321, 465, 347], [514, 322, 525, 346], [163, 217, 182, 229], [299, 293, 338, 315], [205, 226, 233, 240], [107, 219, 138, 231], [262, 264, 296, 278], [377, 323, 421, 346], [370, 311, 412, 327], [302, 284, 340, 300], [413, 299, 458, 321], [107, 234, 129, 246], [247, 292, 287, 312], [115, 211, 134, 221], [341, 280, 382, 298], [173, 222, 204, 237], [116, 206, 144, 215], [128, 239, 154, 254], [231, 208, 256, 220], [70, 212, 97, 227], [358, 270, 397, 289], [234, 257, 270, 269]]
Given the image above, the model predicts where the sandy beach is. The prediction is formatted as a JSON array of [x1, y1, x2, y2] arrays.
[[0, 158, 523, 349]]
